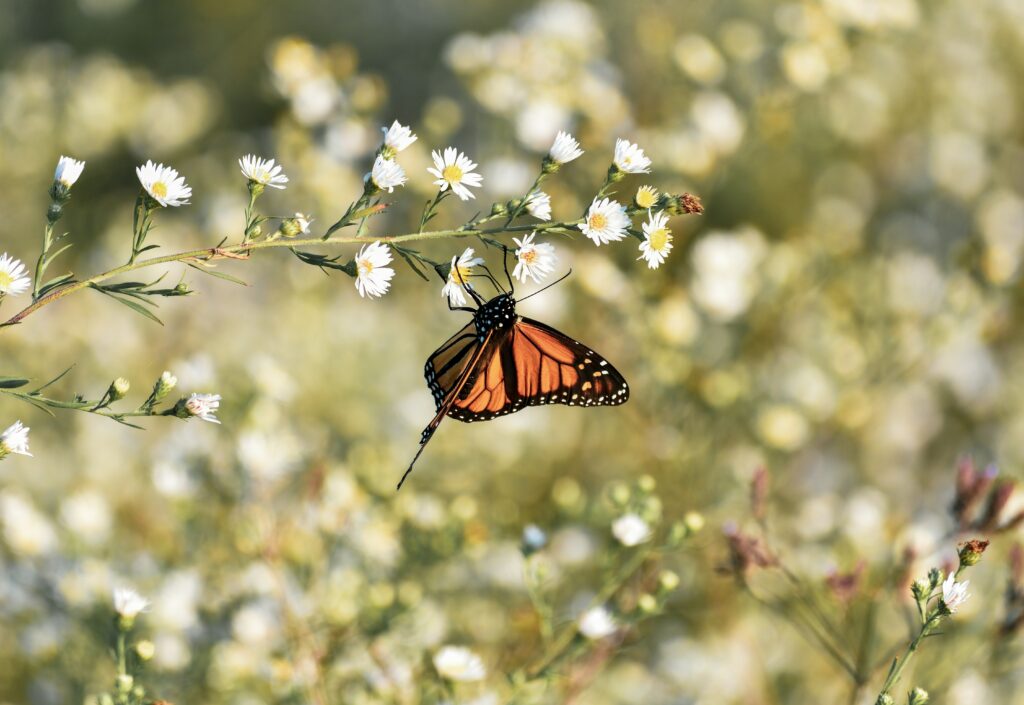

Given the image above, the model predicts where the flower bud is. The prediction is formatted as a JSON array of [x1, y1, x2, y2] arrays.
[[279, 218, 303, 238], [153, 371, 177, 403], [958, 539, 989, 567], [541, 155, 560, 175], [248, 180, 265, 198], [46, 202, 64, 224], [638, 474, 656, 493], [135, 639, 155, 661], [115, 674, 134, 693], [99, 694, 115, 705], [606, 163, 625, 183], [637, 593, 658, 613], [109, 377, 130, 402], [609, 482, 631, 506], [908, 687, 929, 705], [927, 567, 941, 590], [875, 695, 894, 705], [490, 201, 510, 217], [683, 511, 705, 535], [911, 578, 930, 602], [521, 524, 547, 556], [658, 569, 680, 592]]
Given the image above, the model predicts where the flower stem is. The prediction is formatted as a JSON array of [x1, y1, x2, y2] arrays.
[[0, 219, 580, 330]]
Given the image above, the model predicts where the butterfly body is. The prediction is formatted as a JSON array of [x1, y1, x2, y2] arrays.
[[403, 288, 628, 488]]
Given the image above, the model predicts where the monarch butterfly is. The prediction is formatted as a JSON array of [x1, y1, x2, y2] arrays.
[[398, 261, 629, 489]]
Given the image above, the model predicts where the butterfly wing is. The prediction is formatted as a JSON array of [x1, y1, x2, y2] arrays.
[[448, 317, 629, 422], [424, 320, 483, 411]]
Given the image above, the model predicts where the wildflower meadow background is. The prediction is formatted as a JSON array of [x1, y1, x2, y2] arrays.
[[2, 1, 1024, 704]]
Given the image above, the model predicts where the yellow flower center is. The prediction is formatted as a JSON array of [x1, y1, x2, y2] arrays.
[[636, 188, 658, 209], [588, 213, 608, 230], [442, 164, 464, 183], [150, 181, 168, 199], [359, 259, 374, 276], [649, 227, 671, 251], [520, 248, 538, 265], [255, 169, 269, 183], [0, 272, 12, 290], [451, 264, 473, 284]]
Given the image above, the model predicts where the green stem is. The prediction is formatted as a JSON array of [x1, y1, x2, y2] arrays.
[[875, 614, 939, 700], [0, 219, 580, 330], [0, 389, 175, 422], [32, 222, 55, 300]]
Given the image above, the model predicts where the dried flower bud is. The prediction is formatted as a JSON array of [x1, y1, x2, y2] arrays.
[[958, 539, 989, 567], [661, 192, 704, 215]]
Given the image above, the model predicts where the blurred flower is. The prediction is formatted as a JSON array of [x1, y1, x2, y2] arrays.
[[578, 606, 617, 639], [512, 232, 557, 284], [0, 492, 56, 555], [370, 156, 407, 193], [381, 120, 418, 153], [53, 155, 86, 188], [442, 247, 484, 306], [294, 212, 313, 235], [639, 211, 673, 269], [433, 646, 486, 681], [354, 241, 395, 299], [238, 154, 288, 189], [428, 147, 483, 200], [723, 522, 776, 575], [612, 513, 652, 546], [184, 393, 221, 424], [825, 561, 865, 604], [136, 160, 191, 207], [635, 185, 658, 209], [0, 254, 31, 296], [580, 197, 629, 245], [548, 130, 584, 164], [941, 573, 970, 613], [113, 587, 150, 619], [525, 190, 552, 220], [613, 139, 651, 174], [0, 421, 31, 457], [521, 523, 548, 555]]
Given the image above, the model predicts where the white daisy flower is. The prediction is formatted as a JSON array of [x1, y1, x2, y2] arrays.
[[184, 393, 221, 424], [370, 156, 407, 193], [580, 198, 630, 245], [428, 147, 483, 201], [549, 131, 584, 164], [381, 120, 417, 153], [639, 211, 673, 269], [513, 232, 557, 284], [612, 513, 652, 546], [0, 421, 31, 457], [354, 241, 395, 299], [433, 646, 486, 682], [113, 587, 150, 618], [441, 248, 484, 306], [0, 254, 31, 296], [238, 155, 289, 189], [635, 185, 659, 210], [613, 138, 652, 174], [524, 191, 552, 221], [136, 161, 192, 207], [578, 606, 617, 639], [941, 572, 970, 613], [54, 155, 86, 188]]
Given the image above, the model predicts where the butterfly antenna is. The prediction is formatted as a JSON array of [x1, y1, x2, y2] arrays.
[[475, 265, 505, 295], [453, 260, 486, 306], [517, 268, 573, 302], [501, 245, 515, 295]]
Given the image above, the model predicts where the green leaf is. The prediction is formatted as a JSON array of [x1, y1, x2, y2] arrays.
[[186, 262, 247, 286], [32, 366, 74, 393], [0, 377, 29, 388], [90, 285, 164, 325]]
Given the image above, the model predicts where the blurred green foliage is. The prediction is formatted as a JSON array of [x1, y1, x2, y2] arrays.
[[3, 0, 1024, 703]]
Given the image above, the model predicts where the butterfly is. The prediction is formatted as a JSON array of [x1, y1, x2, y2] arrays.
[[398, 263, 629, 489]]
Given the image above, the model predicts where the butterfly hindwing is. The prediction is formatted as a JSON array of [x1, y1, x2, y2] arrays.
[[424, 320, 482, 411], [447, 316, 628, 422]]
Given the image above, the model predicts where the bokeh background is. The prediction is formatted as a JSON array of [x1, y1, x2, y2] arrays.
[[2, 0, 1024, 703]]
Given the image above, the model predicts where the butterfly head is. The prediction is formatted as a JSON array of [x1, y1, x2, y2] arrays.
[[474, 293, 517, 334]]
